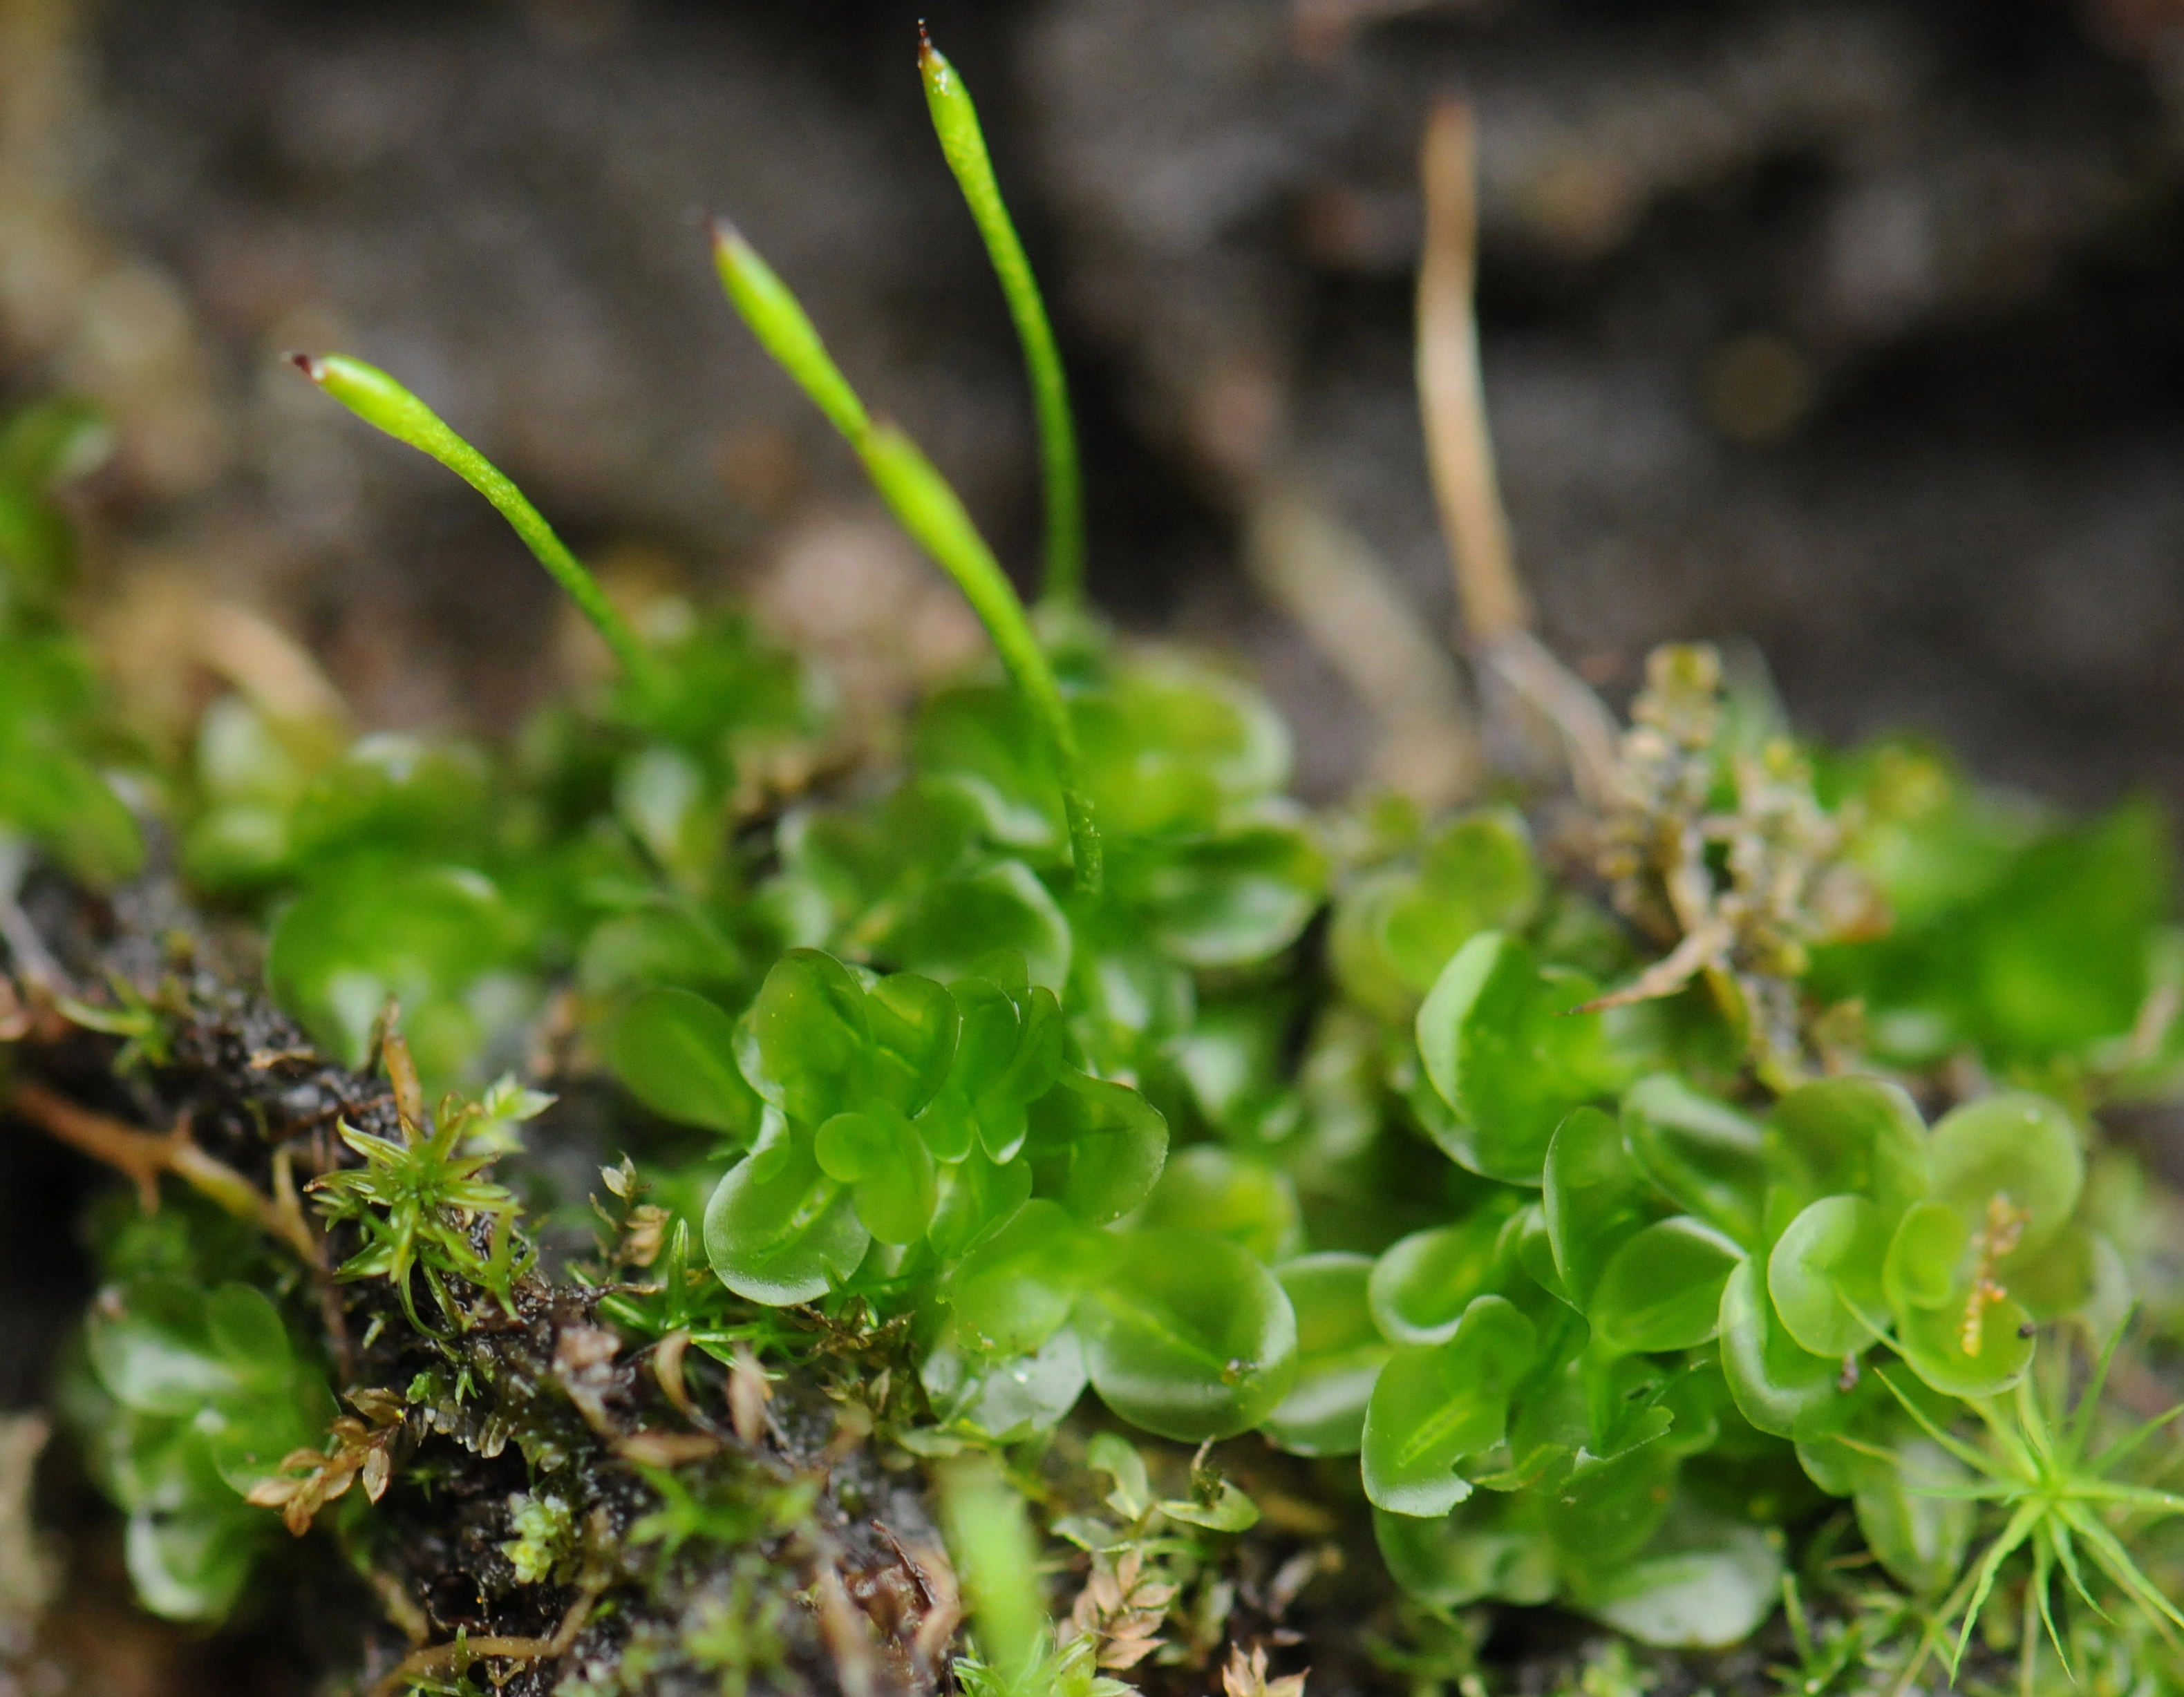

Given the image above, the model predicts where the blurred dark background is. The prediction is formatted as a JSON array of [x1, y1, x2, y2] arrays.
[[6, 0, 2184, 798]]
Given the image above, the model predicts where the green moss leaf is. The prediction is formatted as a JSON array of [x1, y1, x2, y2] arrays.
[[1415, 933, 1632, 1185], [1588, 1218, 1744, 1355], [611, 987, 757, 1136], [1078, 1228, 1297, 1441], [1362, 1294, 1536, 1516], [1767, 1195, 1891, 1358], [1262, 1253, 1389, 1457], [704, 1138, 869, 1305]]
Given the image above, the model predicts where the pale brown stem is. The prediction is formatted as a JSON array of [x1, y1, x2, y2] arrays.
[[10, 1081, 321, 1266], [1418, 101, 1527, 646], [365, 1568, 605, 1697]]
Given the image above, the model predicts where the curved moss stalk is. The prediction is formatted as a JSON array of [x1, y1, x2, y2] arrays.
[[919, 28, 1085, 611], [288, 354, 652, 686], [710, 221, 1102, 893]]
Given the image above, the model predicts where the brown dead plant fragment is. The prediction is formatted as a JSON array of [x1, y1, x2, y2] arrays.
[[1415, 102, 1619, 804], [1960, 1193, 2030, 1357], [1588, 643, 1882, 1085], [246, 1388, 404, 1537], [11, 1080, 323, 1264], [1068, 1545, 1178, 1671], [1223, 1642, 1308, 1697], [365, 1508, 614, 1697]]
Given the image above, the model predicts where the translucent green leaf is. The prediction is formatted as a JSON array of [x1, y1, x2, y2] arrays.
[[744, 948, 872, 1127], [703, 1139, 869, 1306], [1566, 1505, 1782, 1648], [927, 1146, 1033, 1262], [1767, 1075, 1928, 1217], [1139, 1146, 1301, 1263], [865, 971, 959, 1117], [1161, 1479, 1259, 1532], [1852, 1436, 1973, 1596], [1882, 1200, 1966, 1315], [1078, 1228, 1298, 1441], [1337, 808, 1544, 1015], [1025, 1070, 1169, 1225], [1105, 822, 1326, 968], [1415, 933, 1632, 1185], [1373, 1496, 1559, 1609], [611, 987, 756, 1137], [88, 1280, 236, 1415], [265, 862, 523, 1082], [887, 860, 1071, 993], [1717, 1260, 1842, 1440], [939, 1201, 1107, 1360], [816, 1105, 938, 1245], [1362, 1295, 1536, 1517], [125, 1505, 263, 1623], [919, 1327, 1087, 1441], [1543, 1106, 1655, 1311], [1620, 1075, 1767, 1248], [1262, 1253, 1389, 1457], [288, 734, 491, 869], [1767, 1195, 1890, 1358], [1368, 1213, 1510, 1346], [1926, 1092, 2082, 1259], [1588, 1217, 1744, 1355], [1894, 1288, 2034, 1399]]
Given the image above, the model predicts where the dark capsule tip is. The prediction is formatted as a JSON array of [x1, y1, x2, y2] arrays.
[[285, 351, 326, 381]]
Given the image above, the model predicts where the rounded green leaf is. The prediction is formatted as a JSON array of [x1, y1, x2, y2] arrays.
[[1717, 1259, 1842, 1440], [1263, 1253, 1391, 1457], [1567, 1506, 1782, 1649], [887, 861, 1071, 994], [920, 1327, 1087, 1440], [745, 948, 871, 1126], [704, 1140, 869, 1306], [1588, 1217, 1744, 1355], [87, 1280, 234, 1414], [125, 1505, 262, 1623], [1368, 1215, 1508, 1346], [1079, 1229, 1297, 1442], [1362, 1295, 1536, 1517], [865, 971, 960, 1116], [265, 862, 521, 1081], [1543, 1106, 1654, 1310], [1139, 1146, 1301, 1263], [1373, 1497, 1559, 1609], [927, 1146, 1034, 1261], [941, 1201, 1108, 1360], [611, 987, 756, 1137], [1106, 822, 1326, 968], [1852, 1436, 1973, 1597], [1926, 1092, 2082, 1258], [816, 1106, 938, 1246], [1025, 1070, 1169, 1225], [1415, 933, 1627, 1185], [1767, 1196, 1890, 1358], [1620, 1076, 1767, 1248], [1769, 1076, 1928, 1217], [1882, 1200, 1967, 1314], [1894, 1288, 2035, 1399]]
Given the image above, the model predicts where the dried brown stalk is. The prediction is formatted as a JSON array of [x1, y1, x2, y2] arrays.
[[1416, 102, 1619, 804], [10, 1079, 321, 1264]]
